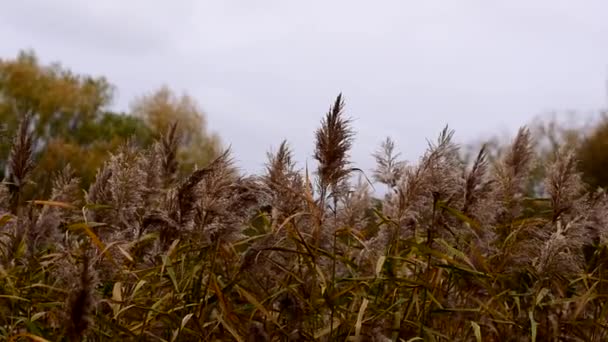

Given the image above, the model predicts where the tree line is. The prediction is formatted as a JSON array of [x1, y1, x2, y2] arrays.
[[2, 49, 608, 200], [0, 50, 221, 199]]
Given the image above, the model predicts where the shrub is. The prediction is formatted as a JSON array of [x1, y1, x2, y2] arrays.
[[0, 95, 607, 341]]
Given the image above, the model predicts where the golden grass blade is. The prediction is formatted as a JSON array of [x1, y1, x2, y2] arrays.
[[217, 316, 244, 342], [28, 200, 76, 210], [375, 256, 386, 277], [236, 285, 277, 324], [67, 222, 116, 265], [470, 321, 482, 342], [529, 311, 537, 342], [111, 281, 123, 318], [130, 280, 147, 301], [116, 245, 134, 263], [314, 318, 341, 339], [0, 295, 30, 302], [8, 333, 51, 342], [355, 298, 369, 341]]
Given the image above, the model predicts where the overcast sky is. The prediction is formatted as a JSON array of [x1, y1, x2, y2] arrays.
[[1, 0, 608, 175]]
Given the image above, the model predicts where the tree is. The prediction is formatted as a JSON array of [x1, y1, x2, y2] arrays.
[[0, 50, 153, 196], [0, 50, 113, 143], [35, 112, 154, 192], [130, 85, 221, 172], [577, 113, 608, 189]]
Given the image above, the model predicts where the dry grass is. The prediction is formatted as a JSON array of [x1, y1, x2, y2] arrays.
[[0, 95, 607, 341]]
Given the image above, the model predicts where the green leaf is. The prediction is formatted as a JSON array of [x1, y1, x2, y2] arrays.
[[162, 255, 180, 293]]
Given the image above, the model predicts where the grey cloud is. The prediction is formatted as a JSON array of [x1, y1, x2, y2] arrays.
[[1, 0, 196, 54]]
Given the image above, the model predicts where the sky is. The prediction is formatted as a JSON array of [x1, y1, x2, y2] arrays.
[[1, 0, 608, 175]]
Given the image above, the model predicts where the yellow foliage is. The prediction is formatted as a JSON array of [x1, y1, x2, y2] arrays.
[[130, 85, 221, 171]]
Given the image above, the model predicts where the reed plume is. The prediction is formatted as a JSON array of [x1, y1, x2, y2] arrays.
[[6, 113, 35, 214], [314, 93, 355, 208]]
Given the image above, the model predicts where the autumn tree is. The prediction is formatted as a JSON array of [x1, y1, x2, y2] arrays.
[[0, 50, 153, 196], [0, 50, 112, 142], [36, 112, 154, 189], [577, 113, 608, 189], [130, 85, 221, 173]]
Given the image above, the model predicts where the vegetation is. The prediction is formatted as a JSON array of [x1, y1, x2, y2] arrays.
[[0, 91, 607, 341], [468, 112, 608, 197], [130, 85, 221, 175], [0, 50, 220, 198], [577, 115, 608, 189]]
